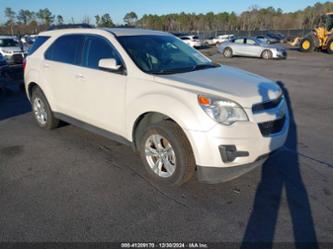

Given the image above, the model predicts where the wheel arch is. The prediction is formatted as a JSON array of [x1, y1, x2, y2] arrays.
[[131, 110, 201, 166], [27, 82, 39, 100], [132, 112, 177, 150], [127, 93, 211, 165]]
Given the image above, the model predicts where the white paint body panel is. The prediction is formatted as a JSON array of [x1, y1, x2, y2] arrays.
[[24, 28, 288, 169]]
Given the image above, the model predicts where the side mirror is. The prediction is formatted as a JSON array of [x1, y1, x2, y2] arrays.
[[98, 58, 122, 71]]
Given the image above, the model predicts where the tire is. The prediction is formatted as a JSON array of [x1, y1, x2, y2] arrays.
[[31, 87, 60, 130], [327, 39, 333, 54], [300, 37, 314, 52], [261, 49, 273, 60], [138, 120, 195, 186], [223, 47, 233, 58]]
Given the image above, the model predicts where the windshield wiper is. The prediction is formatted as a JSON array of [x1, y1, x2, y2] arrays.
[[152, 64, 220, 75], [191, 63, 220, 71], [153, 67, 194, 75]]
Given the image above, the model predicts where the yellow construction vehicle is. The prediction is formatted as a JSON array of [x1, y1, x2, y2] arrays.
[[300, 12, 333, 54]]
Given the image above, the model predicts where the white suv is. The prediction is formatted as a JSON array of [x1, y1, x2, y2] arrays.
[[0, 36, 25, 64], [180, 35, 202, 48], [24, 28, 289, 185]]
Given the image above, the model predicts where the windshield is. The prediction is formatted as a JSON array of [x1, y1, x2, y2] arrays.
[[117, 35, 218, 75], [0, 39, 18, 47]]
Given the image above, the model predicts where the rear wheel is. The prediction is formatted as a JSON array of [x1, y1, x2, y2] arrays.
[[327, 39, 333, 54], [300, 37, 314, 52], [261, 50, 273, 60], [223, 47, 233, 58], [139, 120, 195, 186], [31, 87, 60, 129]]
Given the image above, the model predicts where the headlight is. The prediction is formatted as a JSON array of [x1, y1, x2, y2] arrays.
[[2, 49, 12, 54], [198, 95, 248, 125]]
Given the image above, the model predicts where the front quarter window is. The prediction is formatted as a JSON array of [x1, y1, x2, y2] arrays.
[[118, 35, 218, 75]]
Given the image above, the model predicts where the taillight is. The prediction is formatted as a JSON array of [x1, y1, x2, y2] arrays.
[[22, 59, 26, 71]]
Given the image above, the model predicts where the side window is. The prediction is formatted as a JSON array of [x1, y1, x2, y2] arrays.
[[181, 37, 190, 40], [246, 39, 256, 45], [82, 36, 121, 69], [234, 38, 244, 44], [28, 36, 49, 55], [45, 35, 84, 65]]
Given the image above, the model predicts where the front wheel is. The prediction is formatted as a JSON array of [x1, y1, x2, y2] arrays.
[[223, 47, 233, 58], [327, 39, 333, 54], [139, 121, 195, 186], [300, 37, 314, 52], [261, 50, 273, 60]]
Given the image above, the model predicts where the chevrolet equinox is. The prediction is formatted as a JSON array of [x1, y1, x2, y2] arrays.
[[24, 28, 289, 185]]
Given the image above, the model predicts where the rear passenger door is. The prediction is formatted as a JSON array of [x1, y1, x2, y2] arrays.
[[76, 35, 127, 135], [231, 38, 245, 56], [43, 34, 85, 117], [244, 38, 262, 57]]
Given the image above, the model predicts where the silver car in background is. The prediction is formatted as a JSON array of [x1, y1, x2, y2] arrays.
[[217, 37, 287, 59]]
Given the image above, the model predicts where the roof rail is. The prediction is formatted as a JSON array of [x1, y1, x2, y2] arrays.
[[47, 24, 94, 31]]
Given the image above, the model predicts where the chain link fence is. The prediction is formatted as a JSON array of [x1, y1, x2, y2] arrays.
[[187, 29, 311, 40]]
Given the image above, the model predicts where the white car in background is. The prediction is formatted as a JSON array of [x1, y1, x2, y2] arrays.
[[203, 37, 216, 46], [0, 53, 7, 67], [180, 35, 202, 48], [213, 34, 235, 44], [0, 36, 25, 64], [24, 28, 288, 185]]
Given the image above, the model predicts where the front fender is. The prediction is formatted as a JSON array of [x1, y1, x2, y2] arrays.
[[127, 93, 213, 137], [126, 92, 216, 162]]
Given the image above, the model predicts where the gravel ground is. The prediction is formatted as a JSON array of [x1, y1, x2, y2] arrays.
[[0, 48, 332, 246]]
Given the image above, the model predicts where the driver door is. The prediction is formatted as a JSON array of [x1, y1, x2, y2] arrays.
[[243, 38, 262, 57]]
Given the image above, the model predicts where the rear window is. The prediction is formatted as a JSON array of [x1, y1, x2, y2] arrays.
[[28, 36, 49, 55], [246, 39, 256, 45], [45, 35, 84, 65], [0, 38, 18, 47], [234, 38, 244, 44]]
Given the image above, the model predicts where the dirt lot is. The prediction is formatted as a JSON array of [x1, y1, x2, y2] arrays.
[[0, 48, 333, 246]]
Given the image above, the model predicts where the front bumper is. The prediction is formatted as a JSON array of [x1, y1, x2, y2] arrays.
[[273, 50, 287, 59], [193, 42, 202, 48], [184, 98, 289, 182], [197, 154, 270, 184], [3, 53, 25, 65]]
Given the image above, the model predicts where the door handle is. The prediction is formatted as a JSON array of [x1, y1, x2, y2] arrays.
[[75, 74, 85, 80], [43, 63, 49, 69]]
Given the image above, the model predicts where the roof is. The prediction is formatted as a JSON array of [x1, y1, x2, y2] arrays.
[[40, 28, 170, 37], [104, 28, 169, 36], [0, 36, 16, 39]]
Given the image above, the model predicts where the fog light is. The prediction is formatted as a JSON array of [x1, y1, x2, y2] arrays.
[[219, 145, 249, 163]]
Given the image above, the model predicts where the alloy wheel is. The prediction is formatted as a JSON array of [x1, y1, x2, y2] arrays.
[[33, 97, 48, 125], [144, 134, 176, 178]]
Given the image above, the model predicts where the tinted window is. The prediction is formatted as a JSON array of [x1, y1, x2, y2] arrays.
[[45, 35, 84, 65], [246, 39, 256, 45], [118, 35, 216, 75], [82, 36, 121, 69], [234, 38, 244, 44], [28, 36, 49, 55], [181, 37, 190, 40], [0, 38, 18, 47]]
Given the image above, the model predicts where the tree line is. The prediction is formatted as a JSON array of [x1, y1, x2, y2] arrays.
[[0, 2, 333, 35]]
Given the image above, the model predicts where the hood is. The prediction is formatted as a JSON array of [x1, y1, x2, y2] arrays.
[[0, 46, 22, 53], [261, 43, 285, 49], [154, 65, 282, 108]]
